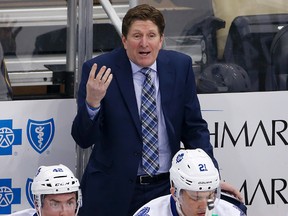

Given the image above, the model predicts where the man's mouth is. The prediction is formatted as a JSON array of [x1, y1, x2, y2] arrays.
[[139, 51, 150, 56]]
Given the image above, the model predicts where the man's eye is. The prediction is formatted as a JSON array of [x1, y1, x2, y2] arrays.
[[67, 201, 75, 206], [50, 202, 59, 207], [190, 196, 198, 201]]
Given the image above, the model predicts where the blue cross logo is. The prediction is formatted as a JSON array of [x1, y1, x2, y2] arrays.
[[0, 179, 21, 214], [0, 120, 22, 156]]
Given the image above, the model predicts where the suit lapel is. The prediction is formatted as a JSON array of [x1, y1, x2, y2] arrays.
[[113, 48, 142, 136], [157, 51, 177, 148], [157, 51, 175, 108]]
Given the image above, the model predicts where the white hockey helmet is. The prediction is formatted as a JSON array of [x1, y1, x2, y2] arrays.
[[170, 149, 220, 198], [32, 164, 82, 215]]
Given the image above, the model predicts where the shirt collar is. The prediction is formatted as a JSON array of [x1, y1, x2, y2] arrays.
[[130, 60, 157, 74]]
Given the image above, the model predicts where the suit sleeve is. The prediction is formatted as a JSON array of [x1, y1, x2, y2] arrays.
[[71, 61, 102, 149]]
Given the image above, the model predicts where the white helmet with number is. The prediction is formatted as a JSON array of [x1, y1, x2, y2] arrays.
[[32, 164, 82, 216], [170, 149, 220, 198]]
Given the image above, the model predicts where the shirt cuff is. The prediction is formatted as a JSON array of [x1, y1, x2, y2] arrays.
[[85, 101, 100, 119], [86, 101, 100, 111]]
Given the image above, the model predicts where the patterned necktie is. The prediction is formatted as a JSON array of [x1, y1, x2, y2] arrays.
[[140, 67, 159, 176]]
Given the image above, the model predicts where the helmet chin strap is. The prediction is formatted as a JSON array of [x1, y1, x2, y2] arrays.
[[34, 195, 42, 216], [176, 198, 218, 216], [175, 200, 185, 216], [205, 199, 216, 216], [35, 207, 42, 216], [176, 199, 217, 216]]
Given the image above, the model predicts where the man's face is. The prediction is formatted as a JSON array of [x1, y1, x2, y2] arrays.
[[41, 193, 77, 216], [122, 20, 164, 67], [173, 189, 216, 216]]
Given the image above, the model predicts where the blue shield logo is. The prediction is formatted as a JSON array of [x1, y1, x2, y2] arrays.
[[25, 178, 34, 208], [27, 118, 55, 154]]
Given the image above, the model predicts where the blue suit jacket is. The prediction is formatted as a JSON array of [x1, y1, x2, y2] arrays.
[[71, 47, 217, 216]]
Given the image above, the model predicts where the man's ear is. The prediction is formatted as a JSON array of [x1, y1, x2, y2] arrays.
[[170, 187, 177, 201]]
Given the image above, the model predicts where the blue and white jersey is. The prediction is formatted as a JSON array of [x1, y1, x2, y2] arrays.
[[10, 208, 37, 216], [133, 195, 246, 216]]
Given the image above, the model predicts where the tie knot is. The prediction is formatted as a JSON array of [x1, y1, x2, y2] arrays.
[[140, 67, 151, 76]]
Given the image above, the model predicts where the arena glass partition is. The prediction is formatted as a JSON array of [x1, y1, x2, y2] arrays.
[[1, 0, 287, 99], [0, 0, 127, 100]]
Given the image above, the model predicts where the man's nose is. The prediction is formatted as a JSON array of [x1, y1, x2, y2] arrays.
[[58, 204, 72, 216], [140, 36, 148, 46]]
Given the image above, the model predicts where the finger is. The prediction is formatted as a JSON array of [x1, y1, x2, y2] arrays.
[[104, 73, 113, 87], [238, 194, 244, 203], [101, 68, 112, 82], [96, 65, 107, 81], [233, 190, 244, 202], [89, 63, 97, 80]]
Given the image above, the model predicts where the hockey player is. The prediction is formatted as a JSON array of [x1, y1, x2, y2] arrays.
[[11, 164, 82, 216], [133, 149, 246, 216]]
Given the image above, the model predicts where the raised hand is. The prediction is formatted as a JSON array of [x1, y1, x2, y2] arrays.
[[86, 63, 113, 108]]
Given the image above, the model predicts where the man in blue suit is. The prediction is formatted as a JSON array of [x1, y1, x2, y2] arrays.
[[72, 4, 218, 216]]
